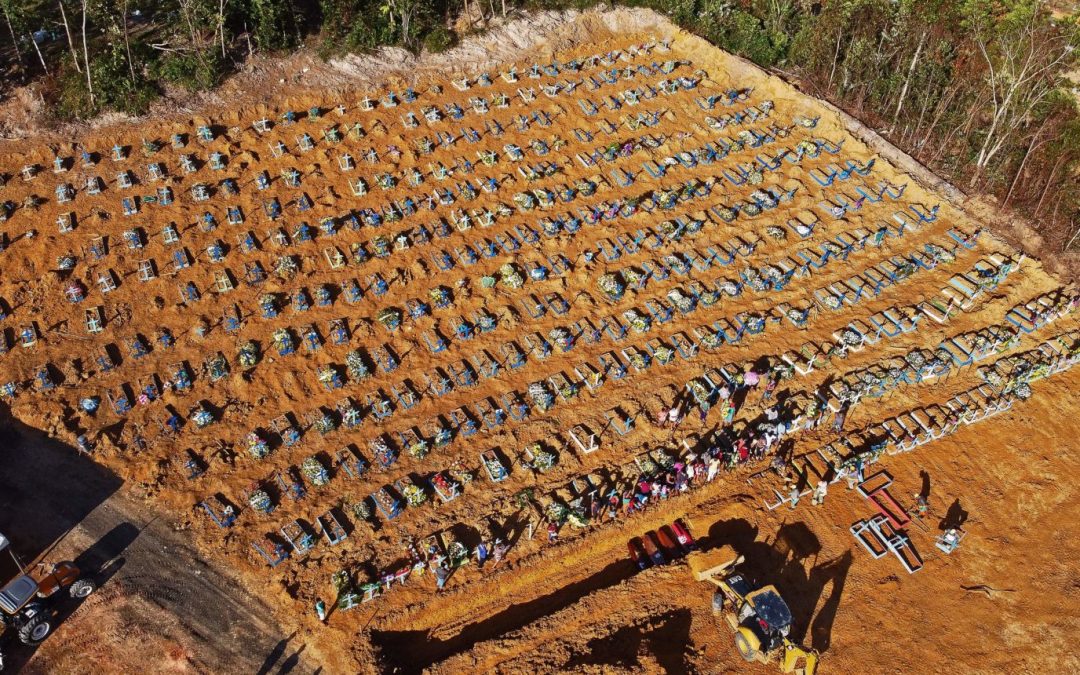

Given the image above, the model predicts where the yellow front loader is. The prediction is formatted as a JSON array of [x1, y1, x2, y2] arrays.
[[689, 546, 818, 675]]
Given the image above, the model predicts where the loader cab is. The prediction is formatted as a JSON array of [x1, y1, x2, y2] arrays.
[[738, 586, 794, 652]]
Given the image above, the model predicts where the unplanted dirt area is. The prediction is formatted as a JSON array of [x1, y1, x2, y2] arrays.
[[0, 8, 1078, 673]]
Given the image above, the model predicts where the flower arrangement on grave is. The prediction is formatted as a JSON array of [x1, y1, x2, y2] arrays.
[[351, 499, 372, 521], [513, 192, 535, 210], [448, 460, 474, 484], [765, 225, 787, 241], [821, 294, 842, 310], [528, 382, 554, 412], [370, 438, 395, 466], [1012, 382, 1032, 400], [549, 327, 573, 351], [653, 344, 675, 364], [668, 290, 694, 314], [192, 407, 214, 428], [480, 275, 496, 289], [302, 456, 330, 486], [346, 350, 370, 380], [272, 328, 294, 353], [894, 260, 915, 280], [247, 432, 270, 460], [317, 365, 341, 389], [376, 307, 402, 330], [483, 455, 507, 480], [786, 307, 807, 324], [237, 341, 259, 368], [715, 205, 737, 222], [762, 266, 783, 285], [313, 413, 336, 435], [401, 482, 427, 507], [925, 243, 955, 264], [557, 379, 579, 400], [431, 473, 459, 501], [743, 313, 766, 334], [628, 350, 650, 370], [834, 381, 853, 401], [500, 263, 524, 289], [688, 379, 710, 403], [447, 538, 469, 566], [598, 273, 625, 302], [545, 501, 569, 524], [718, 280, 741, 297], [624, 309, 651, 333], [408, 438, 429, 460], [567, 510, 589, 528], [743, 268, 767, 292], [248, 488, 272, 513], [654, 450, 675, 470], [905, 351, 928, 370], [699, 287, 720, 306], [980, 367, 1003, 386], [742, 201, 762, 217], [433, 427, 452, 448], [636, 455, 658, 475], [274, 255, 298, 279], [700, 332, 722, 349], [527, 443, 557, 472], [840, 329, 862, 347], [332, 570, 362, 612]]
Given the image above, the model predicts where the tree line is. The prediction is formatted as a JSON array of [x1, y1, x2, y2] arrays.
[[0, 0, 1078, 251]]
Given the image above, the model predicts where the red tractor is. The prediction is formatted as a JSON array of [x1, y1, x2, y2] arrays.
[[0, 531, 95, 654]]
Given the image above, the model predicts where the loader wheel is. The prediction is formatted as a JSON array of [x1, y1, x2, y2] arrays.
[[18, 614, 52, 645], [70, 579, 96, 598], [734, 632, 757, 662]]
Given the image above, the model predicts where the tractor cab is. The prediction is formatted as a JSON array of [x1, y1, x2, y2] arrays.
[[0, 533, 37, 614], [0, 531, 95, 647]]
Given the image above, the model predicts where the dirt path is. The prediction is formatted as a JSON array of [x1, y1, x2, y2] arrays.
[[0, 411, 319, 674]]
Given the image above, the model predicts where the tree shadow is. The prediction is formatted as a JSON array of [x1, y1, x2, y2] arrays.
[[0, 402, 123, 562]]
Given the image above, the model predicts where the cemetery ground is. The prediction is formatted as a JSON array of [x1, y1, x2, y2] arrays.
[[0, 8, 1078, 674]]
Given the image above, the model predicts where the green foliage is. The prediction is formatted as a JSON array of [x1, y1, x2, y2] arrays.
[[712, 9, 785, 67], [248, 0, 299, 51], [155, 50, 225, 91], [423, 25, 455, 53]]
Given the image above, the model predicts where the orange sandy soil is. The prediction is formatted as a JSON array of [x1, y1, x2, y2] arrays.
[[1, 8, 1078, 673]]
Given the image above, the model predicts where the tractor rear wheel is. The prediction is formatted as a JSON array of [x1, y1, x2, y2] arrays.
[[734, 632, 757, 662], [70, 579, 96, 598], [18, 614, 52, 645]]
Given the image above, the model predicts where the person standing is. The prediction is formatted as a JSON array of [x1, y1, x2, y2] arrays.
[[722, 401, 736, 424], [547, 522, 559, 543], [474, 540, 489, 569], [707, 456, 721, 482], [811, 480, 828, 506], [315, 599, 328, 623], [833, 402, 850, 433], [788, 483, 801, 510], [435, 564, 450, 591]]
